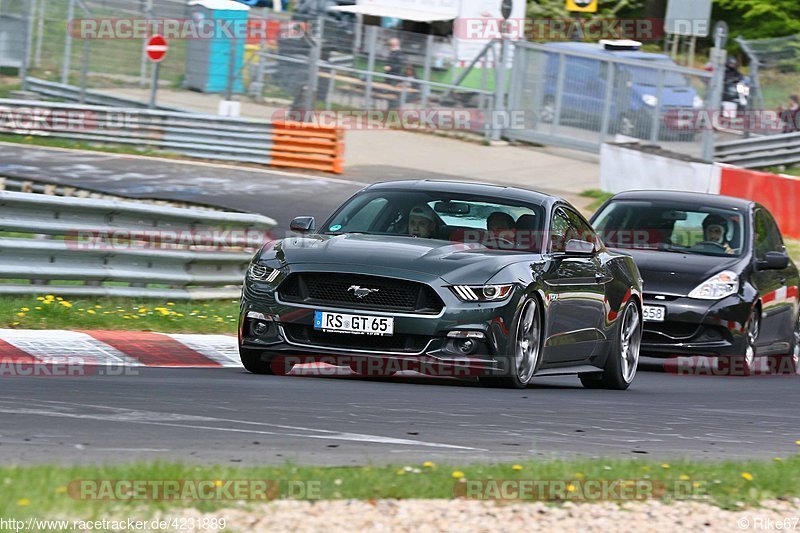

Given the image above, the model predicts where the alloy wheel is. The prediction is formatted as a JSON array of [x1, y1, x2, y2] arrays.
[[514, 299, 541, 385], [619, 304, 642, 383]]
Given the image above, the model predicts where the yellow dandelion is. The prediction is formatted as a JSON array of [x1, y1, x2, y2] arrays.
[[395, 469, 406, 476], [36, 297, 45, 301], [45, 294, 55, 301], [167, 302, 175, 306], [774, 457, 783, 462], [796, 440, 800, 446], [11, 322, 20, 326], [741, 473, 753, 481], [567, 484, 576, 493], [20, 307, 30, 312], [59, 301, 73, 308], [95, 305, 103, 309], [213, 480, 223, 487], [17, 498, 30, 506], [176, 313, 184, 317], [451, 471, 465, 479], [422, 461, 435, 468], [35, 306, 42, 310], [693, 482, 702, 489], [56, 297, 63, 301], [16, 312, 25, 317], [574, 472, 585, 479], [87, 310, 96, 315], [679, 474, 690, 481], [511, 465, 523, 471], [661, 464, 670, 469], [55, 486, 67, 494]]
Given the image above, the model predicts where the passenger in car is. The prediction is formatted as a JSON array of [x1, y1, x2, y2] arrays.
[[408, 205, 438, 239]]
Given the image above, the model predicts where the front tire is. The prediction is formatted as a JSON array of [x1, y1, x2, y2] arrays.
[[479, 296, 542, 389], [240, 348, 291, 375], [580, 301, 642, 390], [722, 311, 760, 376]]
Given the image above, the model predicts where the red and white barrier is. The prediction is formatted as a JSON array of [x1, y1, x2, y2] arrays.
[[600, 143, 800, 239]]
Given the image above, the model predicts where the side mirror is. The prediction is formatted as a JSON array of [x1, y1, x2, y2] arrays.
[[757, 251, 789, 270], [565, 239, 596, 256], [289, 216, 316, 233]]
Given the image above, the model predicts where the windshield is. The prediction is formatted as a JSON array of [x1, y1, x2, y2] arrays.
[[322, 190, 546, 252], [624, 58, 689, 87], [593, 200, 746, 257]]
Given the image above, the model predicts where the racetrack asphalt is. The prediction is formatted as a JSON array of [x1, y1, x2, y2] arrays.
[[1, 366, 798, 466]]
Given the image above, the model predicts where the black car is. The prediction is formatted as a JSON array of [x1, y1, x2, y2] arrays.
[[591, 190, 800, 375], [239, 181, 644, 389]]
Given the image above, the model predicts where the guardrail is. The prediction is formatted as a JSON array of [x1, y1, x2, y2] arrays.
[[0, 99, 345, 174], [24, 78, 192, 113], [0, 191, 277, 300], [715, 132, 800, 169]]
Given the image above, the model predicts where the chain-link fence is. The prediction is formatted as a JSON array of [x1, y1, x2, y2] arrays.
[[737, 34, 800, 123], [505, 41, 720, 160]]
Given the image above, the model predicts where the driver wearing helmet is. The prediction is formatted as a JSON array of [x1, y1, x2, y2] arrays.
[[702, 214, 735, 254]]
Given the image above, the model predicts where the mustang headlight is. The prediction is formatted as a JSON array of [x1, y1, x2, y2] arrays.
[[450, 284, 513, 302], [688, 271, 739, 300], [247, 263, 280, 283]]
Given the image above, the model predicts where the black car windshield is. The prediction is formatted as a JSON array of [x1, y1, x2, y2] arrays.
[[593, 200, 746, 257], [322, 190, 546, 252], [625, 58, 689, 87]]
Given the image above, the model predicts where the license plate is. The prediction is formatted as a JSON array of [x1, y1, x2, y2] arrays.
[[314, 311, 394, 336], [643, 305, 666, 322]]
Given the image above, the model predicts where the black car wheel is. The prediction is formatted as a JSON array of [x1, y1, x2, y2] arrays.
[[240, 348, 294, 375], [773, 312, 800, 375], [580, 301, 641, 390], [479, 296, 542, 389]]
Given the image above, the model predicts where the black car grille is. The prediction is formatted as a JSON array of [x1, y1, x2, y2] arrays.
[[278, 273, 444, 314], [644, 322, 700, 341], [282, 324, 431, 353]]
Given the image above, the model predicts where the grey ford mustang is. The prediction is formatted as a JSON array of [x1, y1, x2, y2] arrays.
[[239, 181, 644, 389]]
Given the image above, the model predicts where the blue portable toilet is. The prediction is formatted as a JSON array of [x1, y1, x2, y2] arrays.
[[186, 0, 250, 93]]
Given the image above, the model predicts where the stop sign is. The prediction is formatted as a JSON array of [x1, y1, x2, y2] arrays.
[[146, 34, 168, 63]]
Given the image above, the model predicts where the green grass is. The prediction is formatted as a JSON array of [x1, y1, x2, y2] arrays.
[[580, 189, 613, 211], [1, 296, 239, 334], [1, 456, 800, 521], [0, 133, 173, 157], [787, 239, 800, 264]]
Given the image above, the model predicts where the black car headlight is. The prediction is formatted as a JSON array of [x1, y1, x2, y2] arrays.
[[688, 271, 739, 300], [247, 263, 281, 283], [450, 284, 513, 302]]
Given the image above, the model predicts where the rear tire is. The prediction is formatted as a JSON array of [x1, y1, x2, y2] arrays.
[[773, 312, 800, 375], [580, 301, 641, 390], [479, 296, 542, 389]]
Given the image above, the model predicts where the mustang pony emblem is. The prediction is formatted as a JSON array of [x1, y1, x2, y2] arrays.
[[348, 285, 380, 299]]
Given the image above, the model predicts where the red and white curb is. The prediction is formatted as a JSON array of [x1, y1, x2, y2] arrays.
[[0, 329, 352, 375]]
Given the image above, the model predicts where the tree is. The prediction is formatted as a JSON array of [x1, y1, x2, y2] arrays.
[[714, 0, 800, 40]]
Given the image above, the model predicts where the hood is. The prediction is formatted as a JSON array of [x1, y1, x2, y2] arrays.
[[620, 249, 742, 296], [265, 234, 534, 284]]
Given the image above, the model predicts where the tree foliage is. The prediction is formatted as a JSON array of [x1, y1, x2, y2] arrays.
[[713, 0, 800, 40]]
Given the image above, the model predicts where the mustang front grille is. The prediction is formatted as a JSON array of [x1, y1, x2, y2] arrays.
[[278, 273, 444, 314]]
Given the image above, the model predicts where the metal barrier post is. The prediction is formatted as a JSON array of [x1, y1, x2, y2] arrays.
[[551, 52, 566, 135], [649, 69, 665, 144], [599, 63, 616, 141], [703, 47, 727, 162], [365, 26, 377, 110], [20, 0, 35, 91], [61, 0, 76, 85], [79, 37, 90, 104], [34, 0, 45, 67], [421, 33, 433, 107], [304, 16, 323, 111], [492, 36, 509, 142]]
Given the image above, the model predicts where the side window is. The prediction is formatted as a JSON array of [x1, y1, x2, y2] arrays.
[[565, 209, 598, 245], [754, 209, 779, 259], [550, 209, 571, 253], [764, 210, 785, 252]]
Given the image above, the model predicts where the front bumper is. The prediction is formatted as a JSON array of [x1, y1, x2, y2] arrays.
[[239, 269, 522, 376], [640, 293, 751, 358]]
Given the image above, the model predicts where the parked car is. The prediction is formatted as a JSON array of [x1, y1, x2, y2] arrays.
[[240, 181, 644, 389], [591, 191, 800, 375], [541, 40, 704, 140]]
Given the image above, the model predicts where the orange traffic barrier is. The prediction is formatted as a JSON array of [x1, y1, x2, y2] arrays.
[[270, 121, 344, 174]]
